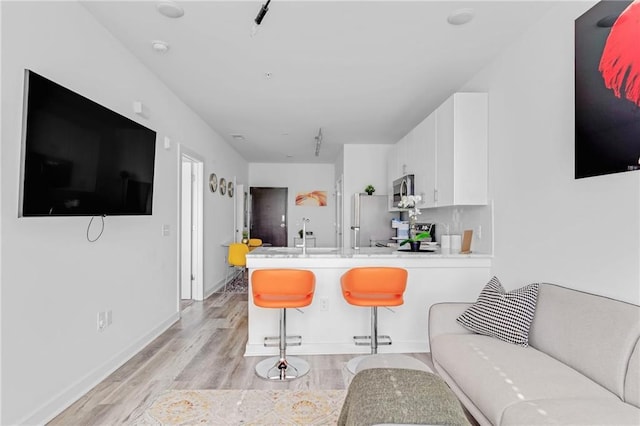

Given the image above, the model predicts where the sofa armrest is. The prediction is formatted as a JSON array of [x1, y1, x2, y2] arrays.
[[428, 302, 474, 343]]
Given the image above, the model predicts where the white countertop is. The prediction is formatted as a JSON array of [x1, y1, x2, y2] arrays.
[[245, 245, 493, 356], [247, 246, 492, 259]]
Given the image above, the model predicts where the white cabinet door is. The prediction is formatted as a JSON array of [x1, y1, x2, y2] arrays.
[[414, 112, 437, 208], [396, 134, 409, 177], [386, 143, 398, 195], [435, 93, 488, 206]]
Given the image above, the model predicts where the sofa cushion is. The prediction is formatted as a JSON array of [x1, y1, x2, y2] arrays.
[[501, 398, 640, 425], [528, 284, 640, 401], [626, 340, 640, 408], [456, 276, 539, 347], [431, 334, 618, 426]]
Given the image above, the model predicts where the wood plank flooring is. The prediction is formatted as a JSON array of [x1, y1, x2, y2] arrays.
[[49, 291, 435, 425]]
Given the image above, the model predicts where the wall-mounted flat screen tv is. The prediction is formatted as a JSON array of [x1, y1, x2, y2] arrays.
[[21, 70, 157, 216]]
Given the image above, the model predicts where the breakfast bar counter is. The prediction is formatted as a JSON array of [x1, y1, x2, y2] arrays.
[[245, 246, 492, 356]]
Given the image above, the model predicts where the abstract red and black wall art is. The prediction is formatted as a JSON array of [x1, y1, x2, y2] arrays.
[[575, 0, 640, 179]]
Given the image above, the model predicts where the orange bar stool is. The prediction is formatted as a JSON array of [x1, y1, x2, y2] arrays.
[[252, 269, 316, 380], [341, 267, 408, 373]]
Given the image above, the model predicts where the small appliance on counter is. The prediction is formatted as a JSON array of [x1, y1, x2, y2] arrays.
[[391, 221, 436, 243], [391, 219, 409, 240], [414, 223, 436, 242]]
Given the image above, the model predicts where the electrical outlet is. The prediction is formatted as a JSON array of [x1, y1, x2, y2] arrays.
[[97, 311, 106, 331], [320, 298, 329, 311]]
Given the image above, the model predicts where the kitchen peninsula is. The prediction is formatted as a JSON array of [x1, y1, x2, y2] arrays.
[[245, 246, 491, 356]]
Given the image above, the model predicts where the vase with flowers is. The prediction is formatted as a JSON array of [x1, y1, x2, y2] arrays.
[[397, 195, 430, 251]]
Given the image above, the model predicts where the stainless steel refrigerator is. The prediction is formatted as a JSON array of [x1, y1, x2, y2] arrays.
[[351, 193, 396, 249]]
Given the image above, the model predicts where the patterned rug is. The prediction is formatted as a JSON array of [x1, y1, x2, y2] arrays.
[[223, 270, 248, 293], [138, 389, 346, 425]]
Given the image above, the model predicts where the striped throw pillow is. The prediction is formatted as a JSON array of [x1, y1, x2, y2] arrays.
[[456, 277, 539, 347]]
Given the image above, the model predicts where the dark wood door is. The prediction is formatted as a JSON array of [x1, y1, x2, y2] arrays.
[[250, 187, 288, 247]]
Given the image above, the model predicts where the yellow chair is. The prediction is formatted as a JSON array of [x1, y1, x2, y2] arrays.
[[248, 238, 263, 251], [225, 243, 249, 292]]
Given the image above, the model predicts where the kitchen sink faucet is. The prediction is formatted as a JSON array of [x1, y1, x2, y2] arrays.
[[296, 217, 310, 255]]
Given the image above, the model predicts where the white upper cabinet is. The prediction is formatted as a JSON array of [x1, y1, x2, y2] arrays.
[[390, 92, 488, 209], [435, 93, 488, 206], [413, 111, 437, 208], [386, 142, 399, 195]]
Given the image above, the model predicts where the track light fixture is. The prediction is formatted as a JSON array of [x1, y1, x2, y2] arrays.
[[251, 0, 271, 37], [314, 128, 323, 157]]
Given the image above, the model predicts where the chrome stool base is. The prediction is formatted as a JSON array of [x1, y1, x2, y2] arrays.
[[346, 355, 369, 374], [255, 356, 310, 381]]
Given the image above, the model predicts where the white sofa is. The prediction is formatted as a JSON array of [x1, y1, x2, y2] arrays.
[[429, 283, 640, 426]]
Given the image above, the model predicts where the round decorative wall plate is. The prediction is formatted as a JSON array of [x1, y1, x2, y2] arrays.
[[209, 173, 218, 192], [228, 181, 234, 197], [219, 178, 226, 195]]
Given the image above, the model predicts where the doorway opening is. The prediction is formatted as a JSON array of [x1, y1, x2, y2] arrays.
[[179, 148, 204, 307], [250, 187, 288, 247]]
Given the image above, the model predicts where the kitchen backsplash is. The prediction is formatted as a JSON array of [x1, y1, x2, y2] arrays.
[[416, 203, 493, 255]]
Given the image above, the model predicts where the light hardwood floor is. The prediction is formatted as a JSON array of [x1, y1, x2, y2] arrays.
[[49, 291, 435, 425]]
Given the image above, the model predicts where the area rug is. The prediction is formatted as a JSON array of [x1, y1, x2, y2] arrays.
[[223, 270, 248, 293], [139, 389, 347, 425]]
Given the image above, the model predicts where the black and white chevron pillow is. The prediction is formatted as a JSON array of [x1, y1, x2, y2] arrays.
[[456, 277, 539, 347]]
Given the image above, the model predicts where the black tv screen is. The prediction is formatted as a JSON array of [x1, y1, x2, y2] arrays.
[[21, 70, 157, 216]]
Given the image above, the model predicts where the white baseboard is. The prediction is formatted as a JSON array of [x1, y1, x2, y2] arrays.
[[204, 278, 225, 299], [20, 312, 180, 426]]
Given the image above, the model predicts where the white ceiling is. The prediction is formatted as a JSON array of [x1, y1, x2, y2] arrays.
[[82, 1, 555, 163]]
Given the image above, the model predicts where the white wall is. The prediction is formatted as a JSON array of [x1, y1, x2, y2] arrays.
[[0, 2, 247, 424], [249, 163, 335, 247], [462, 1, 640, 303], [341, 144, 393, 247]]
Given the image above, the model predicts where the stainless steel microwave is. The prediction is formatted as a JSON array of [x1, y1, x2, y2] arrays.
[[392, 174, 415, 204]]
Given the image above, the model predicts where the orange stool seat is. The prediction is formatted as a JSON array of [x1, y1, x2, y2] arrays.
[[253, 269, 314, 309], [341, 267, 408, 373], [252, 269, 315, 381]]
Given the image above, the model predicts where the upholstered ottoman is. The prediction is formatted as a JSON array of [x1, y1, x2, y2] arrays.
[[338, 354, 470, 426]]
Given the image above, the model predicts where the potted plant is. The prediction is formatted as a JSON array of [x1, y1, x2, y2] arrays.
[[400, 231, 431, 252], [398, 195, 427, 251], [241, 230, 249, 245], [364, 184, 375, 195]]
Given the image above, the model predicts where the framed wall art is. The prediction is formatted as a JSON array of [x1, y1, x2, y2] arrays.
[[575, 0, 640, 178]]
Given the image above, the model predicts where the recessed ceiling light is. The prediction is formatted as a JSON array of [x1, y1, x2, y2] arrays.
[[157, 1, 184, 19], [264, 72, 273, 79], [286, 154, 294, 158], [447, 8, 475, 26], [151, 40, 170, 52], [231, 134, 245, 141]]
